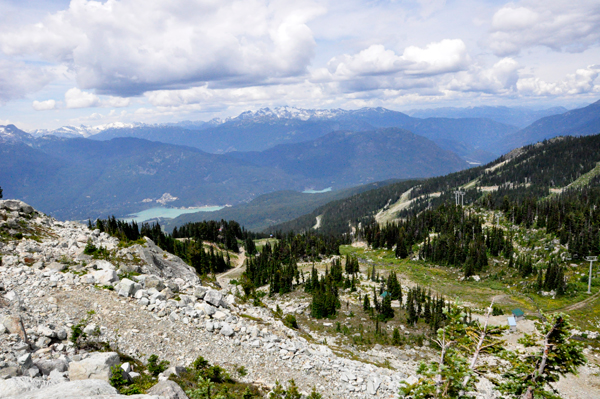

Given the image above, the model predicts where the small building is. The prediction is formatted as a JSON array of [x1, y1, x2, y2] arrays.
[[507, 316, 517, 332], [512, 309, 525, 321], [379, 291, 390, 299]]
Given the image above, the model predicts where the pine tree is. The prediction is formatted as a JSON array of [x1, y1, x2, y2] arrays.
[[392, 328, 402, 346], [379, 294, 394, 321], [363, 294, 371, 312]]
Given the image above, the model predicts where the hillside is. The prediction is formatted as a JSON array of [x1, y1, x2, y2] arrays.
[[229, 128, 468, 186], [495, 99, 600, 153], [162, 180, 400, 232], [0, 137, 299, 220], [269, 133, 600, 235]]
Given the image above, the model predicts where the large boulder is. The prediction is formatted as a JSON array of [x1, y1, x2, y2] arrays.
[[134, 239, 199, 284], [2, 315, 28, 342], [117, 278, 138, 297], [219, 323, 234, 337], [144, 275, 166, 291], [94, 260, 116, 270], [0, 377, 58, 398], [0, 200, 34, 214], [68, 352, 120, 382], [147, 380, 189, 399], [204, 290, 223, 307], [34, 358, 69, 376], [92, 269, 119, 285], [9, 379, 162, 398]]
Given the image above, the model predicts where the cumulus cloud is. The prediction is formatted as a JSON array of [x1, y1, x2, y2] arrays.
[[517, 65, 600, 96], [0, 0, 324, 96], [65, 88, 100, 109], [489, 0, 600, 55], [446, 58, 520, 94], [322, 39, 470, 83], [32, 99, 57, 111], [0, 60, 55, 103], [62, 88, 130, 109]]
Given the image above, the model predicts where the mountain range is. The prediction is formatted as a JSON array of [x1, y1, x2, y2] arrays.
[[3, 100, 599, 224], [0, 126, 465, 220]]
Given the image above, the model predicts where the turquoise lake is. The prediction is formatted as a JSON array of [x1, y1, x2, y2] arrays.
[[123, 206, 224, 223], [302, 187, 332, 194]]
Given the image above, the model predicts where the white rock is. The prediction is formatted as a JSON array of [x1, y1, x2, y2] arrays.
[[92, 269, 118, 285], [68, 352, 120, 381], [204, 290, 223, 307], [220, 323, 234, 337]]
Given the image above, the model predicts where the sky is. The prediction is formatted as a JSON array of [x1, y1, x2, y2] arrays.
[[0, 0, 599, 130]]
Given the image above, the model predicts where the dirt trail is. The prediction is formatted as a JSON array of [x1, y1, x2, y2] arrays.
[[217, 247, 246, 288], [553, 290, 600, 313]]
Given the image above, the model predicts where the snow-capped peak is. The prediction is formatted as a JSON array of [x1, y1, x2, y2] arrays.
[[219, 106, 350, 123], [29, 122, 141, 138]]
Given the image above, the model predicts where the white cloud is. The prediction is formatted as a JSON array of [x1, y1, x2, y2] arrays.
[[489, 1, 600, 55], [32, 99, 57, 111], [402, 39, 470, 75], [105, 96, 131, 108], [447, 58, 520, 94], [0, 0, 325, 96], [65, 88, 100, 109], [0, 60, 55, 103], [492, 7, 539, 31], [323, 39, 470, 82], [517, 65, 600, 96]]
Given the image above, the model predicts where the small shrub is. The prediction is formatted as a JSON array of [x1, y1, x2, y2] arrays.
[[109, 365, 128, 389], [201, 365, 229, 383], [284, 314, 298, 329], [307, 386, 323, 399], [236, 365, 247, 377], [147, 354, 169, 376], [492, 305, 504, 316], [191, 355, 209, 370]]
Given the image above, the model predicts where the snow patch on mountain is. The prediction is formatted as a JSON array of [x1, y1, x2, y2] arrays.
[[29, 122, 141, 138]]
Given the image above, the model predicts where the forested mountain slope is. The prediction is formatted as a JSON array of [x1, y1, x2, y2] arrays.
[[269, 134, 600, 235], [162, 180, 400, 233]]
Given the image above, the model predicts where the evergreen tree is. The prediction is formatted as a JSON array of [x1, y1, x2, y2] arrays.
[[379, 294, 394, 321], [363, 294, 371, 312]]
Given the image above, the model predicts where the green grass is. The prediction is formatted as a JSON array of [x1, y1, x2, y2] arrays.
[[338, 242, 600, 332]]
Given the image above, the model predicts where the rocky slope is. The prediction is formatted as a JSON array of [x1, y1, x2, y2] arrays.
[[0, 199, 416, 398]]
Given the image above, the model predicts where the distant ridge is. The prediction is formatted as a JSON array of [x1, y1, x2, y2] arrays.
[[495, 99, 600, 153], [406, 105, 567, 128]]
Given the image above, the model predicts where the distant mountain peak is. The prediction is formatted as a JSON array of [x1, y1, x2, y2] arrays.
[[0, 124, 33, 144], [29, 122, 141, 138]]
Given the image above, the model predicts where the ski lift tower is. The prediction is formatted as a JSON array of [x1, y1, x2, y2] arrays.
[[586, 256, 598, 294], [454, 190, 465, 207]]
